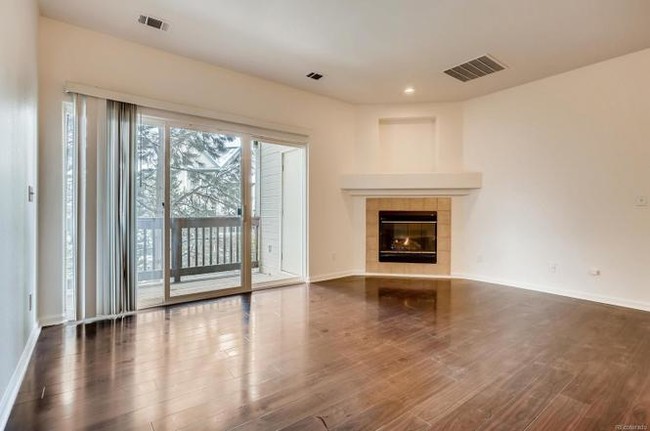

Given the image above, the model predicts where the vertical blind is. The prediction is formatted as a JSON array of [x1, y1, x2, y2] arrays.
[[105, 100, 138, 314], [72, 94, 139, 320]]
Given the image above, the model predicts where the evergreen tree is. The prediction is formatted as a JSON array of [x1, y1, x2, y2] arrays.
[[135, 124, 241, 219]]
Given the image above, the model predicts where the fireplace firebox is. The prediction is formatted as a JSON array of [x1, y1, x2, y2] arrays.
[[378, 211, 437, 264]]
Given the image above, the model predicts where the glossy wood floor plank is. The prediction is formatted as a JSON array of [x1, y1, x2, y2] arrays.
[[6, 277, 650, 430]]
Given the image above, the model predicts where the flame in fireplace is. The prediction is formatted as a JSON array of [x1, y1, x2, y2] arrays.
[[404, 237, 410, 246]]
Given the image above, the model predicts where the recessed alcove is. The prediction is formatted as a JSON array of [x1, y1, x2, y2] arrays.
[[378, 117, 436, 173]]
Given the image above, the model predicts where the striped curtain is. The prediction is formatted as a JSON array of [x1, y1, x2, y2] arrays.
[[105, 100, 138, 314]]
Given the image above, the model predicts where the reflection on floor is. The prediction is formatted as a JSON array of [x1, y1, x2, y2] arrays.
[[137, 270, 298, 308], [8, 277, 650, 430]]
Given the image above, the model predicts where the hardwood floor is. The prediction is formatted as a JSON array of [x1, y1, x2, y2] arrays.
[[7, 277, 650, 430]]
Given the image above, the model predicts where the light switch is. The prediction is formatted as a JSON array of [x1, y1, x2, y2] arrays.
[[28, 185, 35, 202]]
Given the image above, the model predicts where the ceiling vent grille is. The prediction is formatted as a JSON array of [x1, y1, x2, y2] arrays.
[[306, 72, 324, 81], [444, 55, 505, 82], [138, 15, 169, 31]]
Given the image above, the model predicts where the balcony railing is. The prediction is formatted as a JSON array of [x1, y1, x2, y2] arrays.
[[136, 217, 260, 282]]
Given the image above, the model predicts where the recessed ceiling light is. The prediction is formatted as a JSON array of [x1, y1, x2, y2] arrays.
[[404, 87, 415, 95]]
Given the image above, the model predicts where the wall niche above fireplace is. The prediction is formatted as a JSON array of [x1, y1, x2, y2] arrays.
[[378, 117, 436, 173]]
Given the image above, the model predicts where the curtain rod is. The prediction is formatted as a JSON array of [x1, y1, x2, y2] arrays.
[[64, 81, 311, 143]]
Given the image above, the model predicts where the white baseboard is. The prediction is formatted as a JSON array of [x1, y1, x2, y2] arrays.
[[39, 313, 65, 327], [307, 270, 361, 284], [0, 324, 41, 430], [456, 273, 650, 312]]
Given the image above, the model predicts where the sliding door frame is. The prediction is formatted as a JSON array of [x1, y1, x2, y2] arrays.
[[140, 108, 253, 306], [250, 139, 308, 291]]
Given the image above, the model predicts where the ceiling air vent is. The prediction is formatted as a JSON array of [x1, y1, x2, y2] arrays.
[[306, 72, 324, 81], [138, 14, 169, 31], [443, 55, 505, 82]]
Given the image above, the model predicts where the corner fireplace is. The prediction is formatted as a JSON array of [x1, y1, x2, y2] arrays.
[[378, 211, 437, 264]]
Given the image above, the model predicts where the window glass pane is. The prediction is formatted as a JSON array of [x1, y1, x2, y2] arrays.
[[135, 118, 165, 308], [169, 127, 242, 296]]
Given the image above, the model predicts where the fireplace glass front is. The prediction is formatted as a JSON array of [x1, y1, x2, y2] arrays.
[[378, 211, 437, 264]]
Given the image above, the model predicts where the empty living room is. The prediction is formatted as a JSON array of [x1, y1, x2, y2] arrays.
[[2, 0, 650, 429]]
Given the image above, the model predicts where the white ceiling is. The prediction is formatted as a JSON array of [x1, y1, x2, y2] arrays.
[[38, 0, 650, 104]]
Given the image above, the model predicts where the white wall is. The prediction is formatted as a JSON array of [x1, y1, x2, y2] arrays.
[[354, 102, 464, 174], [38, 17, 357, 323], [350, 102, 466, 272], [378, 118, 436, 173], [0, 0, 39, 420], [349, 50, 650, 311], [455, 48, 650, 310]]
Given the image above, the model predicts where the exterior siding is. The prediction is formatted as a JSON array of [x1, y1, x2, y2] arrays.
[[259, 144, 283, 275]]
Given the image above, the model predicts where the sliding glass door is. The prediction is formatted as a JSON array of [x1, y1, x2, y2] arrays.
[[135, 118, 165, 308], [168, 126, 244, 299], [135, 114, 251, 307], [61, 98, 307, 317], [135, 112, 305, 308]]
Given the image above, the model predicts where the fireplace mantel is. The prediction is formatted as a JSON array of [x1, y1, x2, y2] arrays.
[[340, 172, 482, 196]]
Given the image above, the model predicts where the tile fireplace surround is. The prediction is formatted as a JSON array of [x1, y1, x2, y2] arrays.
[[366, 197, 451, 275]]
